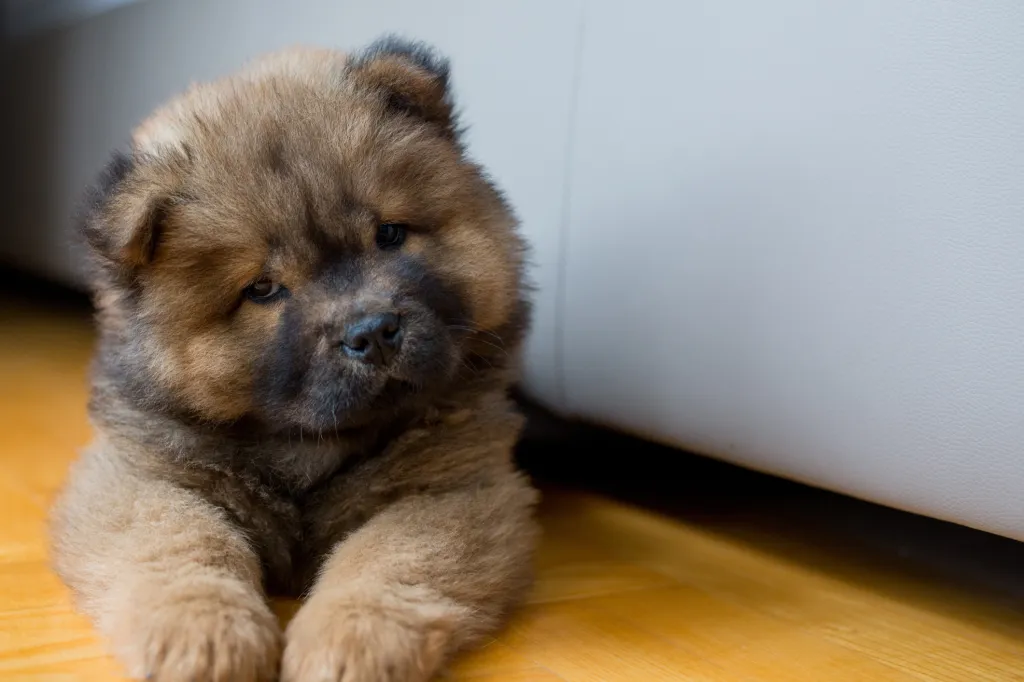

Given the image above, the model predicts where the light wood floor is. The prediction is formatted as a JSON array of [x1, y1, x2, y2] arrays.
[[1, 286, 1023, 681]]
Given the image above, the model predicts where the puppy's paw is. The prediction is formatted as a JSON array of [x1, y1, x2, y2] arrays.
[[111, 577, 282, 682], [281, 593, 456, 682]]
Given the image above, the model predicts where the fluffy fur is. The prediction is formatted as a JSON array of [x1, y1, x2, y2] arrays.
[[50, 37, 538, 682]]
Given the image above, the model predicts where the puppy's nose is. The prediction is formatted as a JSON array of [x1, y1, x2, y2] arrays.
[[340, 312, 403, 366]]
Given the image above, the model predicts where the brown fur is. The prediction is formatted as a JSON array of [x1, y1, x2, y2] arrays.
[[50, 38, 538, 682]]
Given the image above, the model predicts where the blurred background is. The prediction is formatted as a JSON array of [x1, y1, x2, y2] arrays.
[[3, 0, 1023, 542]]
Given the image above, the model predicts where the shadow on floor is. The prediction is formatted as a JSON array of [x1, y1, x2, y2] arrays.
[[515, 399, 1024, 638]]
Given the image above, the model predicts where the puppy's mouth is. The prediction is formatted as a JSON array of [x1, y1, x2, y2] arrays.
[[275, 364, 440, 434], [253, 311, 462, 434]]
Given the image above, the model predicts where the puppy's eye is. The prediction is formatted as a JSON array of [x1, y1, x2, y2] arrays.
[[376, 223, 408, 250], [245, 277, 284, 303]]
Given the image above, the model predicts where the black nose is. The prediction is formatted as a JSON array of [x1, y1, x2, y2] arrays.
[[340, 312, 403, 366]]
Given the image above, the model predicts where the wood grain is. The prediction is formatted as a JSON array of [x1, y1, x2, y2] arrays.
[[2, 293, 1023, 681]]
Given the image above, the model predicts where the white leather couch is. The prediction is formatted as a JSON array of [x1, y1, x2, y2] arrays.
[[4, 0, 1022, 541]]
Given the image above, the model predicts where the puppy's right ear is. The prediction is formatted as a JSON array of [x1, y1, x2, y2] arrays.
[[80, 151, 172, 278]]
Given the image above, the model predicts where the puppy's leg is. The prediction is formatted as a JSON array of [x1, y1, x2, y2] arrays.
[[281, 474, 538, 682], [50, 449, 281, 682]]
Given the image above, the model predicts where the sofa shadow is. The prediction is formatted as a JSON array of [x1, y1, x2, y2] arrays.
[[514, 398, 1024, 638]]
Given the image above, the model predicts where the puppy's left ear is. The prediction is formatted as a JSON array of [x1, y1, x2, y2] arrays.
[[347, 36, 457, 138]]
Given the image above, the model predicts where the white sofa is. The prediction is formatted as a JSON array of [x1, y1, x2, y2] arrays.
[[4, 0, 1022, 541]]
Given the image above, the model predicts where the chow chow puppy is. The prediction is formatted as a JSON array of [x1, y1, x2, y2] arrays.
[[49, 37, 538, 682]]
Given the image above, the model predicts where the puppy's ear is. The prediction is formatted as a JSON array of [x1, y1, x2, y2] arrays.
[[80, 151, 171, 277], [347, 36, 457, 138]]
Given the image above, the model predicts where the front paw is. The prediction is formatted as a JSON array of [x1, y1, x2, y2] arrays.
[[281, 593, 455, 682], [110, 578, 282, 682]]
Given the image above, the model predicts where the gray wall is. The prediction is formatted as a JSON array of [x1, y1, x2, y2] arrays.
[[5, 0, 1024, 540], [3, 0, 147, 38], [560, 0, 1024, 540]]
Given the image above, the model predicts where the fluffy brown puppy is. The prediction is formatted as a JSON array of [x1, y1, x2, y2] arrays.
[[49, 38, 538, 682]]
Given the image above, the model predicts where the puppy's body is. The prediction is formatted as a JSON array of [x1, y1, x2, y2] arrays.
[[50, 40, 538, 682]]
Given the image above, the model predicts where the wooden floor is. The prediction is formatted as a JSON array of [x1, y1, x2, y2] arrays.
[[2, 283, 1023, 681]]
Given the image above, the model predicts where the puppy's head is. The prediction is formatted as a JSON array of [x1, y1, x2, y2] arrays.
[[83, 38, 528, 432]]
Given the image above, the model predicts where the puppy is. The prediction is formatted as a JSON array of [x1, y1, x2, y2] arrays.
[[49, 37, 538, 682]]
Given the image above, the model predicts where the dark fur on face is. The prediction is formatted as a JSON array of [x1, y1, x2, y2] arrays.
[[52, 39, 539, 682], [81, 37, 529, 435]]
